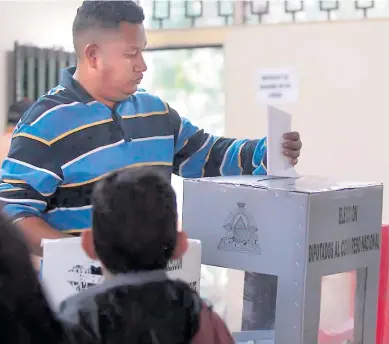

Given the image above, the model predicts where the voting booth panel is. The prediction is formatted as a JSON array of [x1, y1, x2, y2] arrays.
[[41, 237, 201, 310], [182, 175, 382, 344], [223, 20, 389, 222]]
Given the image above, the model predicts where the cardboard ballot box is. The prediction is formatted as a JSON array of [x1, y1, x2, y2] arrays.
[[183, 175, 383, 344], [41, 237, 201, 310]]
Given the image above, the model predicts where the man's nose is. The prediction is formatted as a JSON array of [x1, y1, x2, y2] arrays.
[[134, 54, 147, 73]]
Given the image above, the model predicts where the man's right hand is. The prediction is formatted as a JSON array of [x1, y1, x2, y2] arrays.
[[16, 217, 72, 257]]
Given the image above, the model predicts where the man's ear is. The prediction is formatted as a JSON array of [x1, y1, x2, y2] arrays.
[[84, 43, 99, 69], [172, 231, 188, 260], [81, 229, 98, 260]]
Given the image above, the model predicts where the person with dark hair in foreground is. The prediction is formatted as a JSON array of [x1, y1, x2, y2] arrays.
[[0, 0, 302, 255], [0, 212, 70, 344], [58, 169, 234, 344]]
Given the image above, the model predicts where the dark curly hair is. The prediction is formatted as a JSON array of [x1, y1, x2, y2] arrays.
[[0, 212, 70, 343], [92, 168, 178, 274]]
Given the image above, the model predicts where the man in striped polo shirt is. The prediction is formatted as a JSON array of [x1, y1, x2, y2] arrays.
[[0, 1, 302, 255]]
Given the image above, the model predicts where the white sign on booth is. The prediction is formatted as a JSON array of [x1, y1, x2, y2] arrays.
[[41, 237, 201, 310]]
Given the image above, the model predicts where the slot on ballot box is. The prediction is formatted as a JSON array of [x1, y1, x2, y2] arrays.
[[41, 237, 201, 310], [183, 175, 382, 344]]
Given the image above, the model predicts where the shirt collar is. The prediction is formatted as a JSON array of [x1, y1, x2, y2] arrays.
[[60, 66, 94, 103], [104, 269, 169, 289]]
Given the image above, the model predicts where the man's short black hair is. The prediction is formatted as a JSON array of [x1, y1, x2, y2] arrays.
[[92, 169, 178, 274], [72, 1, 145, 53]]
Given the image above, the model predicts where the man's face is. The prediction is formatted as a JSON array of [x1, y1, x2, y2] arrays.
[[88, 22, 148, 102]]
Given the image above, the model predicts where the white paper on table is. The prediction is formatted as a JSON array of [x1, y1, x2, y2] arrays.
[[267, 105, 299, 177]]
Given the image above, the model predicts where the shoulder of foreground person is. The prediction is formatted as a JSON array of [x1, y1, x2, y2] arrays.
[[57, 279, 202, 335], [57, 278, 238, 343], [57, 280, 112, 321], [191, 302, 235, 344]]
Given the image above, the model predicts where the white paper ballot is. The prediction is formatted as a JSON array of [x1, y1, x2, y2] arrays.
[[267, 106, 299, 177]]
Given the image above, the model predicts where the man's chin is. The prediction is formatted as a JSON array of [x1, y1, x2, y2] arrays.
[[123, 86, 138, 96]]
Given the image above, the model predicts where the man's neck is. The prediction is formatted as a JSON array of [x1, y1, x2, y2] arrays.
[[102, 266, 114, 280], [103, 268, 169, 286], [73, 67, 115, 108]]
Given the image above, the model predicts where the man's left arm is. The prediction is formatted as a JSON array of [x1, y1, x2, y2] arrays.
[[170, 105, 265, 178], [169, 105, 301, 178]]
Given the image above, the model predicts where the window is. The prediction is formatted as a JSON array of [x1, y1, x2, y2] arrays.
[[142, 47, 225, 136]]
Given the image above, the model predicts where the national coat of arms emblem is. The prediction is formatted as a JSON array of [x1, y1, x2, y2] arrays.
[[217, 202, 261, 255]]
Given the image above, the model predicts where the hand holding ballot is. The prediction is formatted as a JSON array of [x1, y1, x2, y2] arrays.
[[282, 131, 302, 165], [267, 106, 302, 177]]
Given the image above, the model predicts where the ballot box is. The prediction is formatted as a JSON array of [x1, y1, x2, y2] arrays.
[[40, 237, 201, 310], [182, 175, 382, 344]]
